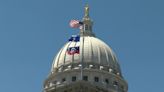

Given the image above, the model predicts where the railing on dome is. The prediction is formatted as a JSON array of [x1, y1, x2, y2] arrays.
[[52, 62, 122, 77]]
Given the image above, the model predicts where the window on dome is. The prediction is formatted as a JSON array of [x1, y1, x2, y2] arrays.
[[105, 79, 109, 84], [83, 76, 88, 81], [72, 76, 76, 82], [94, 77, 99, 82]]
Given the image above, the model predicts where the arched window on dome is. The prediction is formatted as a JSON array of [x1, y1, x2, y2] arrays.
[[83, 76, 88, 81]]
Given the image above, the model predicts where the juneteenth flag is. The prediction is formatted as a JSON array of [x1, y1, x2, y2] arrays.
[[67, 47, 79, 55], [69, 20, 83, 29], [68, 35, 80, 42]]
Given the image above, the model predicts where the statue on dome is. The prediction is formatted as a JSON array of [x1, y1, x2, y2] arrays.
[[84, 4, 89, 17]]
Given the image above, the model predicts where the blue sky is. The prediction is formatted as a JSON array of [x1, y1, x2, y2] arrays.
[[0, 0, 164, 92]]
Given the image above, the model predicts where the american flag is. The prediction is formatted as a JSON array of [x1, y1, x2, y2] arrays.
[[69, 20, 83, 28]]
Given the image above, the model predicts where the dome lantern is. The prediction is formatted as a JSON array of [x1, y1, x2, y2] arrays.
[[80, 4, 95, 36]]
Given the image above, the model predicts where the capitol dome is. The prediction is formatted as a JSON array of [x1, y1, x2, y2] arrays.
[[44, 5, 128, 92], [52, 36, 122, 76]]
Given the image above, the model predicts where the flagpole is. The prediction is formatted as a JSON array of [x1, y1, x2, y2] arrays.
[[80, 24, 84, 81]]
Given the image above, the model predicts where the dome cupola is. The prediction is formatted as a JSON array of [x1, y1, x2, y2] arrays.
[[80, 4, 95, 36]]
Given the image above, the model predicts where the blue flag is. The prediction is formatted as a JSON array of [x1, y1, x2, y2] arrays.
[[68, 35, 80, 42]]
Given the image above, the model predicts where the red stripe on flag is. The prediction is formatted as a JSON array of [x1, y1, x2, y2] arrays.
[[69, 20, 81, 28]]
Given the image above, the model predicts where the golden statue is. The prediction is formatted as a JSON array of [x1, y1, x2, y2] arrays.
[[84, 4, 89, 17]]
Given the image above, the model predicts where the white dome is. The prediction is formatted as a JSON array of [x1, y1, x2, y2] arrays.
[[51, 36, 121, 74]]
